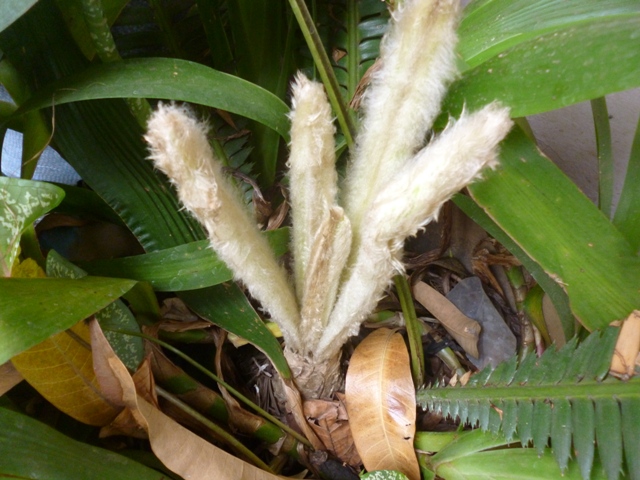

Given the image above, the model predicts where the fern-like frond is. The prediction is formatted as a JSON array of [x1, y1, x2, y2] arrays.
[[417, 327, 640, 480]]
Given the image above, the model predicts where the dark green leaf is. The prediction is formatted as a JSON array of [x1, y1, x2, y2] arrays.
[[418, 328, 636, 479], [47, 250, 144, 372], [551, 398, 572, 473], [0, 407, 166, 479], [179, 284, 291, 378], [620, 398, 640, 479], [572, 398, 595, 480], [19, 57, 291, 140], [0, 276, 137, 364], [80, 228, 290, 292], [613, 113, 640, 252]]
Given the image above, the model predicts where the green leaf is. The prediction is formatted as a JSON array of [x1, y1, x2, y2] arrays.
[[612, 113, 640, 251], [0, 276, 137, 364], [47, 250, 144, 371], [179, 284, 292, 379], [447, 11, 640, 118], [459, 0, 640, 69], [80, 228, 289, 291], [0, 177, 65, 277], [0, 407, 167, 479], [468, 127, 640, 330], [418, 328, 637, 480], [0, 0, 37, 33], [19, 57, 291, 140]]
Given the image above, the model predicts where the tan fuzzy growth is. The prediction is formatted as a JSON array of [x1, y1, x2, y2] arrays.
[[287, 74, 352, 354], [145, 104, 302, 351], [318, 104, 512, 360], [343, 0, 460, 243]]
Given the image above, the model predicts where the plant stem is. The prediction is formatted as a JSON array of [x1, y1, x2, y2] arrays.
[[394, 274, 425, 386], [287, 0, 356, 147], [107, 328, 312, 448], [155, 385, 276, 473], [612, 109, 640, 250], [591, 97, 614, 218]]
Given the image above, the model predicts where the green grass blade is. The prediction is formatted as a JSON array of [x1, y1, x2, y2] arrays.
[[612, 112, 640, 251], [288, 0, 356, 147], [446, 13, 640, 119], [532, 400, 551, 456], [0, 407, 167, 479], [468, 127, 640, 330]]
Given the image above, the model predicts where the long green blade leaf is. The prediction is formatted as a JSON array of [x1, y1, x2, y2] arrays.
[[18, 57, 291, 140], [447, 13, 640, 118], [0, 276, 137, 364], [80, 228, 290, 292], [612, 112, 640, 252], [179, 285, 292, 378], [0, 407, 166, 479], [459, 0, 640, 69], [468, 127, 640, 330]]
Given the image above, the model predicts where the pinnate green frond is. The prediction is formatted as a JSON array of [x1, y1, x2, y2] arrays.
[[417, 327, 640, 480]]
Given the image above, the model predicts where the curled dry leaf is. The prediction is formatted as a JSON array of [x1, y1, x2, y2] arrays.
[[345, 328, 419, 480], [303, 393, 361, 467], [412, 281, 481, 358], [610, 310, 640, 378]]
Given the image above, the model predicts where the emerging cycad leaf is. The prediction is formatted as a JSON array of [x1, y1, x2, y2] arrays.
[[417, 327, 640, 480]]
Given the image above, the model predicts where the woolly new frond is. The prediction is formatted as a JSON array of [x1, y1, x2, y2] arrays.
[[317, 104, 511, 361], [343, 0, 460, 240], [417, 327, 640, 480], [145, 104, 302, 351], [288, 74, 352, 352]]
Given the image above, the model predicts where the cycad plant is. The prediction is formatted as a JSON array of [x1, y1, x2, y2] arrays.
[[145, 0, 512, 398], [1, 0, 639, 479]]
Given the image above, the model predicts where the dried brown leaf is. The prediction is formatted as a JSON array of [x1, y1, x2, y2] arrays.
[[611, 310, 640, 378], [0, 361, 22, 396], [345, 328, 419, 480], [413, 281, 481, 358], [303, 393, 361, 467], [91, 319, 285, 479]]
